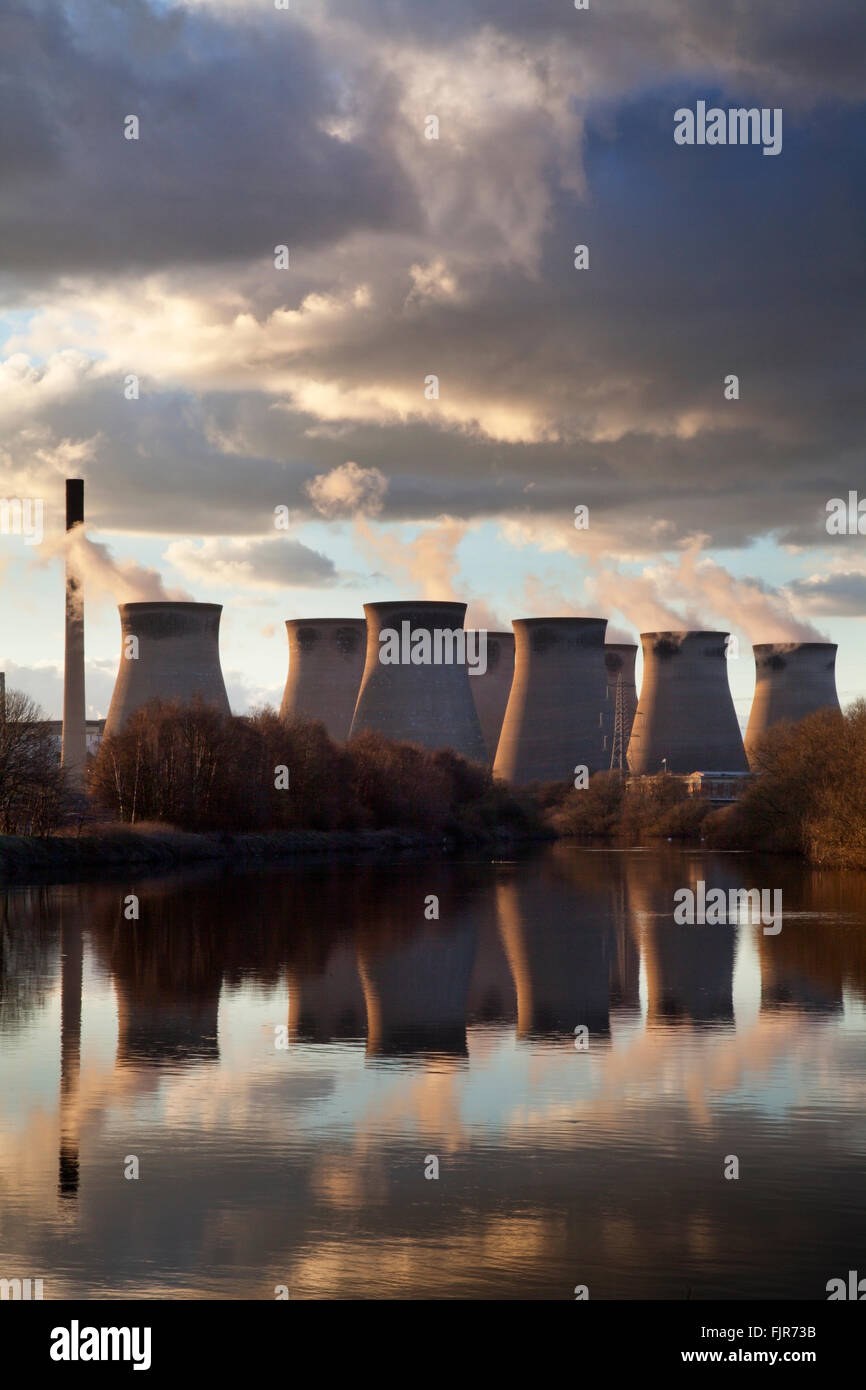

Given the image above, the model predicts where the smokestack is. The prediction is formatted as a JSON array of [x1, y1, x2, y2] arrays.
[[627, 631, 748, 774], [604, 643, 638, 751], [349, 600, 487, 762], [62, 478, 87, 791], [104, 602, 231, 738], [279, 618, 366, 742], [469, 630, 515, 763], [493, 617, 609, 784], [58, 898, 83, 1198], [745, 642, 841, 767]]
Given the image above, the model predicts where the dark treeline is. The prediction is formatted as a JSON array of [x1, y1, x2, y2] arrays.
[[550, 702, 866, 870], [88, 699, 541, 842], [1, 686, 864, 868]]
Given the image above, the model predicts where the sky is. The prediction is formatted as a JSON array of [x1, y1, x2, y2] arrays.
[[1, 0, 864, 722]]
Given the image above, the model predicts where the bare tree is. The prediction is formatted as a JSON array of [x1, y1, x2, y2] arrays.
[[0, 688, 66, 834]]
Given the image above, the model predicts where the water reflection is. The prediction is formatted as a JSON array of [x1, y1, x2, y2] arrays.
[[1, 845, 866, 1299]]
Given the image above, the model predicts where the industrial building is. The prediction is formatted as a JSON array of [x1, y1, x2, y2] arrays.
[[493, 617, 609, 783], [349, 600, 487, 762], [104, 602, 231, 737], [279, 618, 366, 742], [745, 641, 840, 766], [627, 631, 748, 775]]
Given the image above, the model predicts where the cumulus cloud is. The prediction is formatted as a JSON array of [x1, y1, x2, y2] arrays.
[[306, 461, 388, 518]]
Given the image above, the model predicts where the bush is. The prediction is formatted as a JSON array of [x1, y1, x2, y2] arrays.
[[703, 703, 866, 867]]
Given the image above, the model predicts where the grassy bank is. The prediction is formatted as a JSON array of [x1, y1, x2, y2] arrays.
[[0, 819, 553, 881]]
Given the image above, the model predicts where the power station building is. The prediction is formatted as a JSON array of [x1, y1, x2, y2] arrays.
[[279, 618, 366, 742], [493, 617, 609, 784], [104, 602, 231, 737], [627, 631, 748, 775], [349, 600, 487, 762], [745, 641, 840, 766]]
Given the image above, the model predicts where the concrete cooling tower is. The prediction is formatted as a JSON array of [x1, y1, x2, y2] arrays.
[[104, 602, 231, 737], [279, 618, 366, 742], [604, 643, 638, 751], [745, 642, 840, 766], [349, 600, 487, 762], [358, 922, 478, 1057], [493, 618, 608, 784], [469, 630, 515, 762], [627, 631, 748, 774]]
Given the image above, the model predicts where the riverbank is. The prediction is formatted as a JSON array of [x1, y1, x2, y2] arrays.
[[0, 822, 555, 882]]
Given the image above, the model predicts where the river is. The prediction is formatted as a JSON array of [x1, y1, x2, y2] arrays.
[[1, 844, 864, 1299]]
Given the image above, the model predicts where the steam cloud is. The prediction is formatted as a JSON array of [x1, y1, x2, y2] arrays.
[[586, 538, 827, 643], [46, 527, 192, 611], [354, 515, 504, 630]]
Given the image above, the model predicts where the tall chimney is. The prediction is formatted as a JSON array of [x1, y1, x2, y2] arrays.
[[61, 479, 87, 792]]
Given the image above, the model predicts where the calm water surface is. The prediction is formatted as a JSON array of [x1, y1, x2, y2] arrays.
[[1, 845, 865, 1299]]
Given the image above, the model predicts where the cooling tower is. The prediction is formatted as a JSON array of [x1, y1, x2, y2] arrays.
[[627, 631, 748, 774], [470, 630, 515, 762], [61, 478, 87, 791], [104, 602, 231, 737], [358, 921, 478, 1057], [279, 618, 366, 741], [745, 642, 840, 766], [288, 944, 367, 1042], [493, 617, 608, 784], [604, 643, 638, 749], [349, 600, 487, 761]]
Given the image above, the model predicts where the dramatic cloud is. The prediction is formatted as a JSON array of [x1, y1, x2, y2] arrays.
[[1, 0, 863, 712], [0, 0, 415, 278]]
